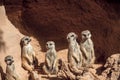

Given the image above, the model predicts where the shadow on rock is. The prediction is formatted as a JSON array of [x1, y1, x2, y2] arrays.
[[0, 29, 6, 53]]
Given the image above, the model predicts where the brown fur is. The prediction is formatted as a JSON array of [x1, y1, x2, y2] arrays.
[[20, 36, 37, 72], [5, 55, 20, 80], [80, 30, 95, 67], [43, 41, 58, 75]]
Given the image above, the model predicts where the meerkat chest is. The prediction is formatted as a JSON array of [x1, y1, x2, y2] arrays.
[[27, 47, 33, 55], [46, 50, 56, 61], [23, 45, 33, 55], [83, 41, 92, 52], [6, 65, 15, 74], [69, 42, 79, 51]]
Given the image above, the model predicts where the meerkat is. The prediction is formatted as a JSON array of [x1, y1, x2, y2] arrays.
[[80, 30, 95, 67], [43, 41, 58, 75], [5, 55, 20, 80], [67, 32, 83, 69], [20, 36, 37, 72]]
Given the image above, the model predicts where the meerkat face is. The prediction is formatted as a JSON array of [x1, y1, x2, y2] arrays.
[[5, 55, 14, 65], [81, 30, 91, 40], [21, 36, 31, 46], [67, 32, 78, 42], [46, 41, 55, 49]]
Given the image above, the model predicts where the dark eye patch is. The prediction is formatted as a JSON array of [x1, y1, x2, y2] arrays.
[[83, 34, 86, 37], [46, 43, 48, 46], [88, 32, 90, 35], [5, 59, 12, 62], [67, 37, 70, 40], [7, 59, 12, 61], [25, 38, 29, 40], [50, 43, 52, 45], [71, 34, 74, 37]]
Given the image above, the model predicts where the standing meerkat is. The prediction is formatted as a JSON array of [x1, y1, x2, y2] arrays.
[[5, 55, 20, 80], [80, 30, 95, 67], [67, 32, 83, 69], [43, 41, 58, 75], [20, 36, 37, 72]]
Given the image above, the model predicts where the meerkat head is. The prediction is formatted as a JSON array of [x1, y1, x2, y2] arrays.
[[5, 55, 14, 65], [20, 36, 31, 46], [67, 32, 78, 42], [46, 41, 55, 50], [81, 30, 91, 40]]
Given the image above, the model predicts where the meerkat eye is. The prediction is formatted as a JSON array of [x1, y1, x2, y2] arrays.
[[8, 59, 11, 61], [88, 33, 90, 36], [46, 44, 48, 46], [83, 34, 86, 37], [50, 43, 52, 45], [71, 34, 74, 37], [25, 38, 29, 40], [67, 37, 70, 40]]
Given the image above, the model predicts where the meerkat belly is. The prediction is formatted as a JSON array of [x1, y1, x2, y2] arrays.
[[85, 44, 92, 53], [6, 65, 15, 75], [49, 54, 55, 65], [74, 47, 80, 60], [24, 46, 34, 62], [69, 45, 80, 61], [27, 47, 33, 54]]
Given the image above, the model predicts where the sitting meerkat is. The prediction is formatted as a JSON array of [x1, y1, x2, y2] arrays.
[[5, 55, 20, 80], [67, 32, 83, 69], [80, 30, 95, 67], [43, 41, 58, 75], [20, 36, 38, 72]]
